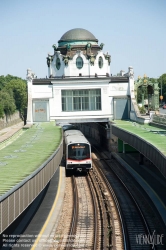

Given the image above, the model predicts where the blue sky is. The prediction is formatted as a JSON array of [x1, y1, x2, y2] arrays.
[[0, 0, 166, 80]]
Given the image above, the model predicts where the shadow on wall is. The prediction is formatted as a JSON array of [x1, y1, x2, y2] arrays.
[[0, 111, 23, 130], [76, 122, 112, 152]]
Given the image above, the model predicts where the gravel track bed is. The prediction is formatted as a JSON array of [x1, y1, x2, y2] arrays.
[[91, 159, 124, 250], [50, 177, 73, 250], [72, 176, 94, 249]]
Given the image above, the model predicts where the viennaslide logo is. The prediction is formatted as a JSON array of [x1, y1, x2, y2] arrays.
[[136, 230, 164, 249]]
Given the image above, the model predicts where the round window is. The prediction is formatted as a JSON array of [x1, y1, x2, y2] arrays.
[[56, 58, 61, 70], [98, 56, 103, 68], [76, 56, 83, 69]]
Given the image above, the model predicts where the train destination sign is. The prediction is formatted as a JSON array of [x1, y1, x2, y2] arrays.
[[72, 145, 85, 149]]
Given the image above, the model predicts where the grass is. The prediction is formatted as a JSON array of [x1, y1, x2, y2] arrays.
[[113, 120, 166, 155], [0, 122, 62, 196]]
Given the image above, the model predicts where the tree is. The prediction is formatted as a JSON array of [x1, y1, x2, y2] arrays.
[[0, 75, 7, 91], [4, 79, 27, 114], [0, 74, 27, 118], [0, 89, 16, 117], [0, 74, 24, 91], [137, 86, 148, 103]]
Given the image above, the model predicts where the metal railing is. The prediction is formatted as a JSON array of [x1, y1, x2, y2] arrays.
[[0, 139, 63, 234]]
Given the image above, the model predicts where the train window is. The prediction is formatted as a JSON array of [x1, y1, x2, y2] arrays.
[[68, 143, 90, 160]]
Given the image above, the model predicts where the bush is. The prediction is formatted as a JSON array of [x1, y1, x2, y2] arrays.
[[138, 106, 146, 114]]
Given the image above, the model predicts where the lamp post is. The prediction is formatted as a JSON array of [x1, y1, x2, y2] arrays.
[[158, 76, 163, 106], [161, 78, 163, 105]]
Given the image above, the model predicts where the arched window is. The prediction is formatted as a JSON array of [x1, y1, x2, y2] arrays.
[[98, 56, 103, 68], [56, 58, 61, 70], [76, 56, 83, 69]]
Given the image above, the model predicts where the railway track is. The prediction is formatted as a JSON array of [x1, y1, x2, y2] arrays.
[[92, 146, 166, 250], [66, 175, 96, 249], [53, 147, 165, 249], [65, 174, 103, 249], [54, 169, 123, 250]]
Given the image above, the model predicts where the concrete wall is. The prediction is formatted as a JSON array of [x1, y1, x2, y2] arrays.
[[0, 139, 63, 234], [130, 98, 150, 124], [77, 122, 113, 152], [0, 111, 22, 130]]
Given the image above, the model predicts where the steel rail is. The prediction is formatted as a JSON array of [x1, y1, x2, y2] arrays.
[[93, 158, 129, 250], [93, 145, 157, 250], [86, 174, 98, 250], [66, 175, 78, 250], [89, 168, 109, 250]]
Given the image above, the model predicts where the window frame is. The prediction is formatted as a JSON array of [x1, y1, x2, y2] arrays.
[[98, 56, 103, 69], [76, 56, 84, 69], [56, 58, 61, 70], [61, 89, 101, 112]]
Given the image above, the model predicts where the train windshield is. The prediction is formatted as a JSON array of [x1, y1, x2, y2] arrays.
[[68, 143, 90, 160]]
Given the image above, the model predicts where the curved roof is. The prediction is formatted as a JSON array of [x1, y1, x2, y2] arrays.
[[58, 28, 98, 42]]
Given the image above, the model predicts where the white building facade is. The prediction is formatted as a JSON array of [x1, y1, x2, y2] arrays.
[[26, 28, 135, 124]]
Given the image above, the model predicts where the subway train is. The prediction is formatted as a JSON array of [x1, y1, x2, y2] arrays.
[[62, 123, 78, 131], [63, 130, 92, 172]]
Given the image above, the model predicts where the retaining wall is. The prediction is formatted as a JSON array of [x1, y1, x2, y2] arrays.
[[0, 139, 63, 234], [0, 111, 22, 130]]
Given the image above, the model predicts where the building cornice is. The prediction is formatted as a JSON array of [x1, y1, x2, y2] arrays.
[[32, 76, 129, 85]]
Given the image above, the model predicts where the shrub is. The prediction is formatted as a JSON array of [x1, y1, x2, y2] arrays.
[[138, 106, 146, 114]]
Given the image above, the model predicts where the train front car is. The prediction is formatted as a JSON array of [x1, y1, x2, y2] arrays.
[[64, 130, 92, 172]]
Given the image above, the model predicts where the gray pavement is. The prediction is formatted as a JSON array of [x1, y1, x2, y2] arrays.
[[0, 121, 24, 143]]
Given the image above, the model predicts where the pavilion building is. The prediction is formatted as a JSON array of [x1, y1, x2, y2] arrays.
[[26, 28, 135, 124]]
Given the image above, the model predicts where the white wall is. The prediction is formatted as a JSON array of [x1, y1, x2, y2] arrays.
[[49, 79, 111, 121], [50, 50, 110, 77], [109, 82, 128, 96], [32, 85, 53, 98]]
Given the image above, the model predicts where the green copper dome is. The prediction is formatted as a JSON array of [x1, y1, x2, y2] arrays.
[[58, 28, 98, 46]]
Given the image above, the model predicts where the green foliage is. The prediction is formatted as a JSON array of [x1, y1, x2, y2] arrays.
[[137, 87, 148, 103], [4, 79, 27, 113], [0, 74, 27, 118], [0, 89, 16, 116], [0, 75, 6, 91], [138, 106, 146, 114], [136, 75, 166, 104], [0, 74, 24, 91], [0, 104, 4, 118], [137, 88, 142, 103]]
